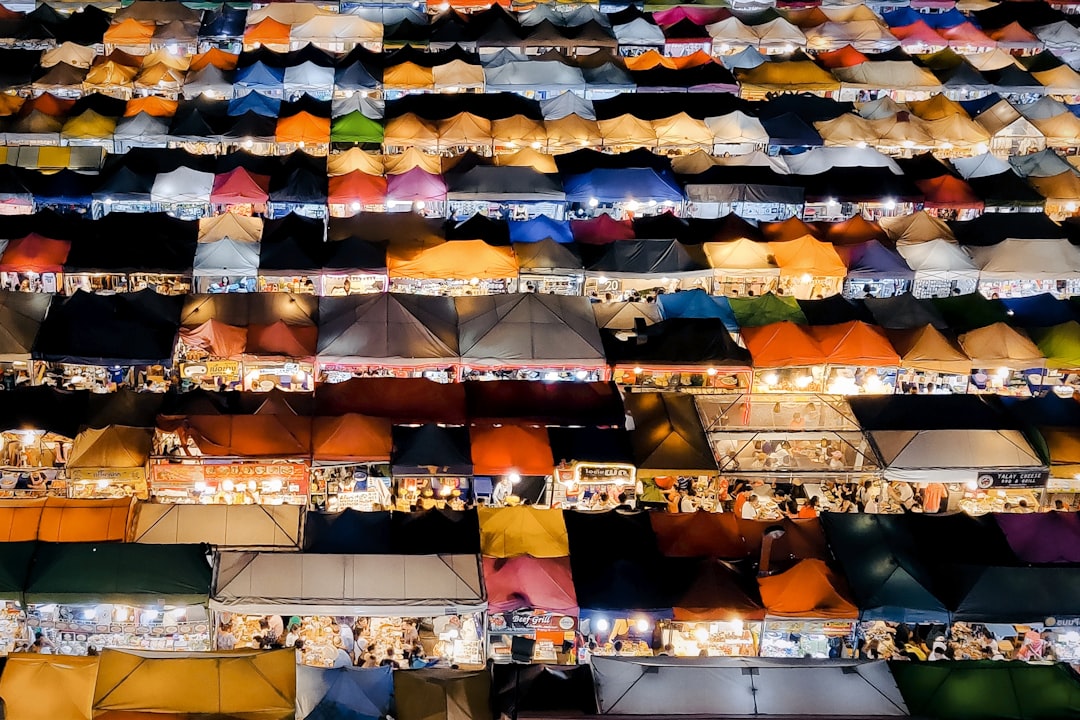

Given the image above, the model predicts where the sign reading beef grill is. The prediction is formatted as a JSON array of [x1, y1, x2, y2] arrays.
[[976, 470, 1050, 489]]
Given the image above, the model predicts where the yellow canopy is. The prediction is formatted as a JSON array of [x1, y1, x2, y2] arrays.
[[198, 212, 264, 243], [383, 61, 435, 90], [1033, 65, 1080, 96], [67, 426, 152, 469], [327, 147, 385, 177], [438, 112, 493, 147], [653, 112, 713, 148], [384, 113, 438, 149], [737, 61, 840, 98], [704, 238, 779, 272], [1041, 427, 1080, 478], [496, 147, 558, 173], [599, 113, 656, 147], [388, 239, 518, 281], [908, 93, 969, 120], [141, 48, 191, 71], [479, 506, 570, 558], [383, 146, 442, 175], [1030, 171, 1080, 201], [544, 113, 601, 150], [61, 110, 117, 139], [0, 654, 98, 720], [921, 114, 991, 147], [492, 115, 547, 149], [891, 324, 971, 373], [959, 322, 1046, 369], [82, 61, 138, 88], [769, 235, 847, 277], [93, 649, 295, 720]]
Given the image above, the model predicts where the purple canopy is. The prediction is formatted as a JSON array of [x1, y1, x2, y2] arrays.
[[995, 511, 1080, 563], [387, 167, 447, 204]]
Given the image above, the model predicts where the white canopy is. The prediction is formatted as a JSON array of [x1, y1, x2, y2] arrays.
[[193, 237, 261, 276], [210, 553, 486, 616], [897, 239, 980, 289], [785, 147, 902, 175], [151, 167, 214, 204], [970, 238, 1080, 280], [706, 111, 769, 146], [114, 112, 168, 143], [332, 94, 385, 120], [721, 46, 766, 70], [291, 15, 382, 44], [591, 657, 907, 716], [613, 18, 665, 46], [283, 62, 335, 93], [1010, 149, 1074, 178], [540, 91, 595, 120], [752, 18, 807, 52], [484, 61, 587, 93], [1034, 21, 1080, 52], [857, 96, 903, 120], [871, 428, 1044, 483], [951, 152, 1012, 179], [182, 64, 233, 100], [132, 503, 302, 549], [805, 20, 899, 52]]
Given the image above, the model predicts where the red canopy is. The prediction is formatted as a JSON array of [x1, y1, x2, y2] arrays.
[[179, 319, 248, 358], [311, 414, 392, 462], [184, 414, 312, 457], [816, 45, 869, 69], [0, 234, 71, 273], [483, 556, 578, 614], [210, 167, 269, 205], [915, 175, 984, 210], [470, 425, 554, 476], [810, 321, 901, 366], [571, 214, 635, 245], [329, 171, 388, 207], [246, 321, 318, 357]]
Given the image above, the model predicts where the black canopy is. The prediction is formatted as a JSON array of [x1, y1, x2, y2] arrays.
[[390, 508, 481, 554], [303, 509, 394, 553], [391, 425, 472, 475], [602, 318, 751, 367], [848, 394, 1020, 431], [564, 509, 660, 561], [465, 381, 624, 427]]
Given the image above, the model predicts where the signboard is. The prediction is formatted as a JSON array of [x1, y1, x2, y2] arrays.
[[181, 361, 240, 379], [575, 463, 635, 486], [976, 470, 1049, 489], [489, 610, 577, 635], [151, 461, 310, 493], [67, 467, 145, 483]]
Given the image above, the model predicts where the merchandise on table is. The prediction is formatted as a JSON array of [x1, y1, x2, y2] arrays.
[[148, 457, 310, 505], [487, 610, 577, 664], [759, 619, 856, 659], [24, 603, 210, 655], [660, 619, 759, 657]]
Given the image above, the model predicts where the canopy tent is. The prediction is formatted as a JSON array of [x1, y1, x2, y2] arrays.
[[24, 542, 210, 605], [0, 654, 99, 720], [388, 239, 517, 283], [650, 511, 745, 559], [757, 558, 858, 619], [821, 513, 950, 623], [672, 557, 765, 621], [303, 510, 393, 555], [625, 391, 716, 474], [92, 649, 295, 720], [470, 424, 554, 478], [1032, 321, 1080, 369], [131, 502, 302, 549], [970, 238, 1080, 289], [728, 293, 807, 328], [0, 290, 54, 361], [603, 317, 752, 374], [391, 424, 472, 477], [896, 239, 979, 297], [995, 511, 1080, 564], [390, 509, 482, 556], [394, 669, 491, 720], [741, 322, 825, 366], [483, 556, 577, 615], [455, 294, 605, 371], [590, 657, 907, 716], [890, 324, 972, 374], [958, 322, 1046, 369], [210, 552, 485, 615], [869, 425, 1044, 483], [563, 168, 684, 205], [479, 506, 568, 558], [491, 663, 597, 718], [297, 665, 394, 720], [891, 661, 1080, 720]]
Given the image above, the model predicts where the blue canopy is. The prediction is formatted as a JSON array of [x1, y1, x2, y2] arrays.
[[228, 91, 281, 118], [844, 240, 914, 279], [657, 289, 738, 333], [563, 168, 685, 204], [923, 8, 968, 28], [335, 63, 380, 91], [509, 215, 573, 244], [199, 6, 247, 37], [1001, 293, 1077, 328], [235, 61, 285, 90], [881, 7, 923, 27], [297, 665, 394, 720]]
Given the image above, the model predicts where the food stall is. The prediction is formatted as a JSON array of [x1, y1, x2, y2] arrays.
[[381, 425, 472, 513], [768, 236, 847, 300], [958, 323, 1047, 397], [321, 235, 389, 297], [564, 168, 685, 220], [812, 321, 901, 395], [583, 239, 712, 301], [445, 166, 567, 222], [211, 552, 487, 667], [604, 318, 753, 392], [891, 324, 972, 395], [659, 558, 764, 658], [22, 542, 212, 655], [470, 424, 555, 507], [1032, 321, 1080, 395], [307, 414, 392, 512], [65, 426, 152, 500], [742, 322, 829, 394], [970, 238, 1080, 299], [548, 427, 636, 510], [697, 393, 883, 510], [485, 556, 578, 663], [0, 542, 33, 653], [757, 559, 859, 659], [315, 294, 460, 384], [514, 240, 585, 296], [388, 239, 519, 297], [0, 233, 70, 294], [0, 291, 49, 392], [839, 240, 914, 299], [703, 239, 781, 298], [456, 294, 606, 382], [896, 239, 980, 299]]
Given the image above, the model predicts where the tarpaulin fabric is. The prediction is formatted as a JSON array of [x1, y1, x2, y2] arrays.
[[211, 552, 485, 616], [470, 425, 554, 476], [890, 324, 971, 373], [390, 509, 481, 555], [316, 293, 459, 366], [483, 555, 577, 614], [25, 542, 210, 605], [303, 509, 393, 554], [181, 414, 312, 457], [0, 540, 34, 596], [394, 669, 491, 720], [728, 293, 807, 328], [564, 509, 659, 562], [810, 321, 901, 366], [297, 665, 394, 720], [571, 555, 675, 612], [739, 517, 829, 565], [0, 653, 99, 720], [625, 391, 716, 473], [602, 317, 751, 368], [491, 663, 597, 717], [66, 426, 151, 471], [0, 233, 70, 273], [180, 319, 248, 358], [757, 558, 858, 619], [650, 511, 746, 559], [890, 661, 1080, 720], [388, 239, 517, 281], [315, 378, 466, 425], [0, 499, 46, 542], [958, 322, 1046, 369], [742, 321, 825, 366], [1031, 321, 1080, 368], [465, 380, 623, 427], [132, 502, 301, 549], [479, 506, 569, 558], [312, 414, 392, 462], [995, 511, 1080, 564], [92, 649, 295, 720], [391, 424, 472, 476], [671, 557, 765, 621], [32, 497, 132, 543]]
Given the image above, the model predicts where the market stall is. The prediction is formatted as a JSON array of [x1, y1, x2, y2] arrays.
[[812, 321, 901, 395], [660, 558, 765, 658], [514, 239, 585, 296], [625, 392, 718, 506], [64, 426, 152, 500], [309, 413, 392, 512], [315, 293, 460, 384], [0, 233, 70, 294], [896, 239, 980, 298], [388, 239, 518, 296], [958, 322, 1047, 396], [549, 427, 636, 510], [769, 235, 847, 299], [969, 238, 1080, 299], [130, 501, 303, 549], [22, 542, 212, 655], [583, 239, 711, 301], [742, 322, 828, 393], [839, 240, 914, 299], [484, 555, 578, 663], [703, 239, 780, 298], [757, 559, 859, 659], [0, 653, 99, 720], [0, 290, 49, 387], [470, 424, 555, 506], [891, 324, 972, 395], [210, 552, 487, 667]]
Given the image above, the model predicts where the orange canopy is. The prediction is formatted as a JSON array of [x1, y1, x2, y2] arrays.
[[816, 215, 887, 246], [180, 319, 248, 358], [104, 18, 155, 45], [183, 415, 312, 457], [328, 171, 388, 206], [0, 497, 131, 542], [769, 235, 847, 278], [470, 425, 554, 476], [19, 93, 75, 118], [817, 45, 869, 69], [742, 322, 826, 366], [650, 511, 746, 558], [312, 414, 392, 462], [761, 216, 820, 243], [757, 558, 858, 618], [190, 48, 239, 72], [275, 111, 330, 144], [246, 321, 318, 357], [244, 18, 291, 47], [388, 239, 518, 281], [810, 321, 900, 366], [915, 175, 984, 210], [124, 96, 177, 118], [0, 234, 71, 273]]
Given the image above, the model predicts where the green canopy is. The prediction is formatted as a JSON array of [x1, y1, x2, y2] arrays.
[[25, 543, 211, 606], [820, 514, 949, 624], [728, 292, 806, 328], [331, 111, 385, 144], [890, 661, 1080, 720], [0, 541, 35, 599], [930, 294, 1008, 333], [1032, 321, 1080, 369]]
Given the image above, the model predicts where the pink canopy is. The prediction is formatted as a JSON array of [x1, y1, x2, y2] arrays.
[[652, 6, 730, 26], [994, 512, 1080, 564], [210, 167, 269, 205], [939, 22, 996, 48], [483, 556, 578, 614], [386, 167, 447, 203]]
